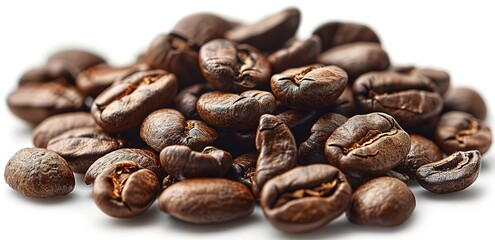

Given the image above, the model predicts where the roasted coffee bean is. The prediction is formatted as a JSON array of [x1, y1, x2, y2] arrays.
[[346, 170, 410, 191], [225, 8, 300, 52], [416, 150, 481, 194], [160, 145, 232, 180], [46, 49, 106, 83], [226, 152, 258, 189], [140, 108, 218, 152], [395, 134, 443, 177], [271, 65, 348, 109], [323, 85, 356, 117], [145, 34, 204, 88], [93, 161, 160, 218], [84, 148, 162, 185], [268, 35, 321, 73], [4, 148, 75, 198], [76, 63, 149, 98], [174, 83, 215, 119], [353, 71, 443, 129], [171, 13, 233, 48], [252, 114, 297, 197], [347, 176, 415, 226], [32, 112, 98, 148], [319, 42, 390, 81], [197, 90, 276, 131], [395, 67, 451, 96], [443, 87, 487, 120], [298, 113, 348, 165], [46, 127, 125, 173], [158, 178, 255, 224], [261, 164, 351, 233], [434, 111, 492, 155], [199, 39, 271, 93], [18, 66, 66, 86], [325, 112, 411, 178], [312, 21, 380, 52], [91, 69, 178, 133], [7, 82, 85, 125], [276, 109, 318, 144]]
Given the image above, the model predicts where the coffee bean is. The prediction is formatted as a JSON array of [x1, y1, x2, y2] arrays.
[[4, 148, 74, 198], [84, 148, 162, 185], [325, 112, 411, 178], [174, 83, 215, 119], [353, 71, 443, 129], [160, 145, 232, 180], [252, 114, 297, 197], [225, 8, 300, 52], [261, 164, 351, 233], [145, 34, 204, 88], [276, 109, 318, 144], [91, 69, 178, 133], [32, 112, 98, 148], [7, 82, 85, 125], [319, 42, 390, 81], [298, 113, 348, 165], [434, 111, 492, 155], [46, 49, 106, 84], [46, 127, 125, 173], [226, 152, 258, 189], [171, 13, 233, 48], [140, 108, 218, 152], [271, 65, 348, 109], [158, 178, 255, 224], [395, 134, 443, 177], [395, 67, 451, 96], [322, 85, 356, 117], [416, 150, 481, 193], [93, 161, 160, 218], [199, 39, 271, 93], [197, 90, 276, 131], [312, 21, 380, 52], [268, 35, 321, 73], [18, 66, 65, 86], [443, 87, 487, 120], [346, 176, 415, 226]]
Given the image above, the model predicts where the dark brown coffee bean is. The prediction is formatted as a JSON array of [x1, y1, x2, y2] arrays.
[[46, 49, 106, 83], [158, 178, 255, 224], [443, 87, 487, 120], [197, 90, 276, 131], [174, 83, 215, 119], [319, 42, 390, 81], [145, 34, 204, 88], [171, 13, 233, 48], [261, 164, 351, 233], [4, 148, 75, 198], [225, 8, 300, 52], [76, 63, 149, 98], [298, 113, 348, 165], [276, 109, 318, 144], [347, 176, 415, 226], [93, 161, 160, 218], [323, 85, 356, 117], [416, 150, 481, 194], [252, 114, 297, 197], [325, 112, 411, 178], [46, 127, 125, 173], [91, 69, 178, 133], [32, 112, 98, 148], [268, 35, 321, 73], [353, 71, 443, 129], [18, 66, 65, 86], [271, 65, 348, 109], [160, 145, 232, 180], [395, 134, 443, 177], [226, 152, 258, 189], [393, 66, 451, 96], [140, 108, 218, 152], [199, 39, 271, 93], [312, 21, 380, 52], [434, 111, 492, 155], [84, 148, 162, 185], [7, 82, 85, 125]]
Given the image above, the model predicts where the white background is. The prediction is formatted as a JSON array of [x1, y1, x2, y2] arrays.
[[1, 1, 494, 239]]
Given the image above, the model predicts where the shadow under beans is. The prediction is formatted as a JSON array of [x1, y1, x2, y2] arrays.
[[162, 210, 262, 233], [417, 183, 484, 201], [5, 188, 76, 205], [105, 203, 163, 227]]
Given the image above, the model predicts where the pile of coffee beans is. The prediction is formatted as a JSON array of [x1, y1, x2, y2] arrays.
[[4, 7, 493, 234]]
